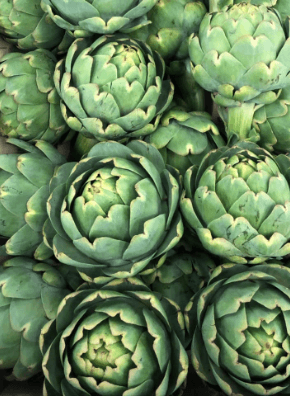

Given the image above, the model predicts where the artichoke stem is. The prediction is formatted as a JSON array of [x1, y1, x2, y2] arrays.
[[71, 133, 99, 160], [219, 102, 256, 143]]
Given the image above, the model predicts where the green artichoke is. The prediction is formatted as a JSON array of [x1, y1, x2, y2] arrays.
[[40, 277, 188, 396], [252, 86, 290, 152], [41, 0, 158, 37], [147, 107, 224, 176], [186, 263, 290, 395], [141, 249, 216, 311], [130, 0, 207, 61], [189, 3, 290, 141], [0, 138, 66, 259], [0, 0, 66, 51], [54, 35, 174, 141], [0, 257, 72, 381], [0, 49, 69, 143], [44, 140, 184, 280], [180, 141, 290, 264]]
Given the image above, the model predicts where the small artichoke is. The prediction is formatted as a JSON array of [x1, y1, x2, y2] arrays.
[[40, 277, 188, 396], [0, 0, 65, 50], [54, 35, 174, 141], [147, 108, 224, 176], [130, 0, 207, 61], [141, 249, 216, 311], [180, 141, 290, 263], [41, 0, 158, 37], [44, 140, 184, 280], [189, 3, 290, 107], [0, 257, 72, 380], [186, 263, 290, 395], [0, 139, 66, 259], [0, 49, 69, 143]]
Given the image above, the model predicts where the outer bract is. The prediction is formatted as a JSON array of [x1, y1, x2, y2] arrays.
[[41, 0, 158, 37], [0, 0, 66, 51], [130, 0, 207, 61], [0, 138, 66, 260], [189, 3, 290, 107], [0, 257, 72, 381], [253, 86, 290, 152], [0, 50, 69, 143], [180, 141, 290, 263], [44, 140, 184, 280], [186, 263, 290, 395], [40, 277, 189, 396], [54, 35, 174, 141], [147, 108, 224, 176]]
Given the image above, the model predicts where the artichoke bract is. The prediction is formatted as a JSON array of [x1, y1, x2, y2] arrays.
[[189, 3, 290, 141], [41, 0, 158, 37], [54, 35, 174, 141], [0, 0, 65, 50], [180, 141, 290, 264], [129, 0, 207, 61], [0, 49, 69, 143], [44, 140, 184, 280], [186, 263, 290, 395], [147, 108, 224, 176], [0, 138, 66, 260], [40, 277, 188, 396], [253, 86, 290, 152], [0, 257, 72, 381]]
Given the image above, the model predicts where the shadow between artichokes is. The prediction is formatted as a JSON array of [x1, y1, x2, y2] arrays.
[[53, 35, 174, 141], [180, 141, 290, 264], [40, 277, 189, 396], [43, 140, 184, 281], [185, 263, 290, 395]]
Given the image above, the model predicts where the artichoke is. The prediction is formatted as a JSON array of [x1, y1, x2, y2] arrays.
[[41, 0, 158, 37], [0, 0, 66, 50], [141, 249, 216, 312], [129, 0, 207, 61], [180, 141, 290, 264], [252, 86, 290, 152], [189, 3, 290, 141], [186, 263, 290, 395], [0, 138, 66, 259], [0, 49, 69, 143], [40, 277, 188, 396], [54, 35, 174, 141], [147, 107, 224, 176], [44, 140, 184, 280], [0, 257, 72, 381]]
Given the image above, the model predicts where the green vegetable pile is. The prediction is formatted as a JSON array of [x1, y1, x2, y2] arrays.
[[2, 1, 290, 395]]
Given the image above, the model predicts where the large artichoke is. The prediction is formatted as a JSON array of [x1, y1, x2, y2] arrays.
[[147, 107, 224, 176], [0, 49, 69, 143], [189, 3, 290, 141], [54, 35, 174, 141], [180, 141, 290, 263], [44, 140, 184, 280], [130, 0, 207, 61], [40, 277, 188, 396], [186, 263, 290, 395], [0, 257, 72, 381], [41, 0, 158, 37], [0, 0, 65, 51], [0, 138, 66, 259]]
